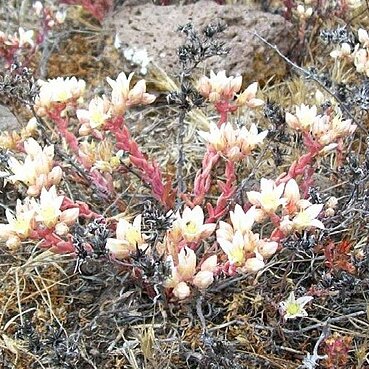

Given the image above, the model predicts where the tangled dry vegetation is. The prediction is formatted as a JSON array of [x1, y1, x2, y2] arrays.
[[1, 1, 369, 369]]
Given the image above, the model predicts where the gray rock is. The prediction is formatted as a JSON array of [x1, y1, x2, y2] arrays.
[[0, 105, 19, 131], [112, 0, 292, 83]]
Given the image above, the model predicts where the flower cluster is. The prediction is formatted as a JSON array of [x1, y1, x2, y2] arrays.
[[169, 205, 216, 244], [0, 27, 34, 49], [198, 122, 268, 161], [106, 214, 148, 259], [106, 72, 156, 115], [286, 104, 357, 148], [0, 186, 79, 249], [217, 205, 278, 273], [165, 247, 217, 299], [35, 77, 86, 115], [78, 140, 121, 173], [330, 28, 369, 77], [33, 1, 66, 27], [76, 72, 156, 134], [77, 95, 111, 133], [0, 27, 34, 67], [197, 70, 264, 108], [247, 178, 325, 234], [8, 138, 62, 196], [198, 70, 242, 103]]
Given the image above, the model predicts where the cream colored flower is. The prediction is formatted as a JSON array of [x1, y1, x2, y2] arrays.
[[107, 72, 156, 115], [106, 214, 147, 259], [173, 281, 191, 299], [198, 122, 241, 161], [8, 138, 62, 196], [330, 113, 356, 138], [358, 28, 369, 48], [35, 77, 86, 114], [197, 70, 242, 103], [77, 95, 111, 130], [229, 204, 257, 235], [257, 240, 278, 258], [33, 1, 43, 16], [308, 109, 357, 147], [236, 82, 264, 108], [218, 229, 247, 265], [286, 104, 318, 131], [172, 205, 216, 243], [280, 291, 313, 320], [238, 123, 268, 156], [247, 178, 286, 213], [165, 249, 216, 298], [283, 179, 311, 215], [291, 203, 325, 231], [198, 122, 267, 161], [192, 270, 214, 289], [35, 186, 64, 228], [354, 47, 369, 76], [2, 198, 36, 241], [217, 204, 278, 270], [330, 43, 352, 59], [177, 247, 196, 281], [243, 253, 265, 273], [18, 27, 34, 48], [55, 10, 67, 24], [296, 4, 313, 19]]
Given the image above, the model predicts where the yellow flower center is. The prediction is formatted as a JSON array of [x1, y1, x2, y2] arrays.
[[91, 111, 104, 126], [229, 247, 245, 265], [126, 228, 141, 245], [286, 302, 301, 316], [40, 206, 59, 228], [56, 90, 69, 102], [260, 192, 279, 212], [14, 219, 31, 236], [185, 221, 198, 235]]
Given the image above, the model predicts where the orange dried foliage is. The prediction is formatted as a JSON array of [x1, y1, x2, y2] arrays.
[[47, 34, 120, 88], [317, 239, 356, 274], [323, 332, 353, 369]]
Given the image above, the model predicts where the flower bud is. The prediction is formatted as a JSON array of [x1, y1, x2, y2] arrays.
[[33, 1, 43, 16], [193, 270, 214, 289], [173, 281, 191, 300], [49, 166, 63, 185], [6, 236, 21, 250], [60, 208, 79, 225], [200, 255, 217, 272], [55, 222, 69, 236], [244, 257, 265, 273], [177, 247, 196, 281], [258, 240, 278, 258], [326, 196, 338, 209], [26, 117, 38, 134]]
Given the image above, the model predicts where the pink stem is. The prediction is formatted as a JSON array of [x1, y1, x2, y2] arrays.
[[206, 160, 236, 223], [107, 116, 171, 207], [214, 100, 238, 126]]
